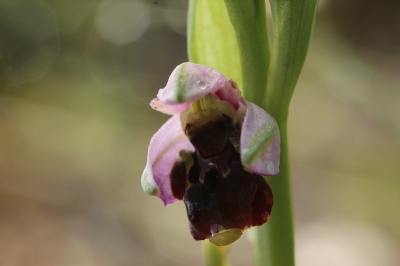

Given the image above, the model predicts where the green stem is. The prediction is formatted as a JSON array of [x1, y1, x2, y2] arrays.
[[223, 0, 270, 107], [254, 1, 317, 265], [266, 0, 319, 115], [203, 241, 231, 266], [253, 111, 294, 266]]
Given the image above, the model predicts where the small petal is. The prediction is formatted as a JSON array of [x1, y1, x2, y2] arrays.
[[155, 62, 243, 110], [240, 103, 280, 176], [157, 62, 219, 104], [142, 115, 194, 205]]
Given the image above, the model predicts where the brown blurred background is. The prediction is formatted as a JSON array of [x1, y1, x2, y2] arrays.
[[0, 0, 399, 265]]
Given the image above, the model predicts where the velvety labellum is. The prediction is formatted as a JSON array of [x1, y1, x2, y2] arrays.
[[170, 112, 273, 246]]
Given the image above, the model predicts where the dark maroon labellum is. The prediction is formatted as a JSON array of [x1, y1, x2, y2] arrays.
[[170, 114, 273, 243]]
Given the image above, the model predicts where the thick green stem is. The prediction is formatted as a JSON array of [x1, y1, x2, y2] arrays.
[[253, 111, 294, 266], [254, 1, 317, 264]]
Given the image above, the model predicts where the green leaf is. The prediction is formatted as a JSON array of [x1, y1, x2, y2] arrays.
[[188, 0, 242, 89], [223, 0, 271, 107]]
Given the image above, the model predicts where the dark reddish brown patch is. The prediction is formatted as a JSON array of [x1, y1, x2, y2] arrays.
[[185, 115, 234, 158], [251, 176, 273, 226], [184, 153, 273, 239], [175, 111, 273, 241], [170, 151, 195, 200]]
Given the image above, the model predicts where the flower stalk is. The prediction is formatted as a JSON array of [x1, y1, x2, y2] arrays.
[[252, 116, 294, 266], [203, 241, 231, 266]]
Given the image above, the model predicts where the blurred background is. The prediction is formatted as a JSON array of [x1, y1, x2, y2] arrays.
[[0, 0, 399, 265]]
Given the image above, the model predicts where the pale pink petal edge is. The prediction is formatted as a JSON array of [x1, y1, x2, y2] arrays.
[[153, 62, 243, 113], [141, 115, 194, 205], [150, 98, 189, 115], [240, 102, 280, 176]]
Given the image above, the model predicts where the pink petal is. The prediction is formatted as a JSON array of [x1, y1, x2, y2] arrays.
[[154, 62, 243, 111], [240, 103, 280, 176], [141, 115, 194, 205], [150, 98, 189, 115]]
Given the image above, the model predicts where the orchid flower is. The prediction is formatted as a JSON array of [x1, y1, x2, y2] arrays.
[[141, 62, 280, 246]]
